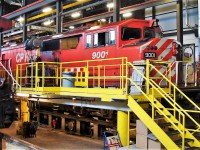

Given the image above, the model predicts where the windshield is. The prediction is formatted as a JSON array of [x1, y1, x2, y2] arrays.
[[121, 27, 141, 40]]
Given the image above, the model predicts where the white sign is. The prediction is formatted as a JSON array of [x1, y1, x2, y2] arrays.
[[107, 135, 121, 150]]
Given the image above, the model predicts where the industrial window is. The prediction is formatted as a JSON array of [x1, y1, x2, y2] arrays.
[[121, 27, 141, 40], [144, 28, 155, 38], [109, 30, 116, 45], [86, 34, 92, 48], [93, 32, 109, 47], [61, 35, 80, 50]]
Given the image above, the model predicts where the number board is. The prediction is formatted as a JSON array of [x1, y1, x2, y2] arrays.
[[144, 52, 156, 58]]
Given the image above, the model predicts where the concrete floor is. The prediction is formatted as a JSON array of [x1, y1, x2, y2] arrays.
[[0, 121, 104, 150]]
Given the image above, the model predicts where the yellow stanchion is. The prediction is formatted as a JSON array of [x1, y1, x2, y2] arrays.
[[117, 111, 128, 146]]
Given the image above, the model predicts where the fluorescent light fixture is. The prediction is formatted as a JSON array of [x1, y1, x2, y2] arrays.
[[69, 26, 74, 29], [122, 12, 132, 18], [17, 16, 24, 22], [10, 43, 17, 47], [107, 2, 114, 8], [71, 12, 81, 18], [100, 19, 106, 22], [16, 93, 29, 97], [52, 34, 63, 38], [43, 19, 54, 26], [88, 26, 100, 30], [42, 7, 52, 13]]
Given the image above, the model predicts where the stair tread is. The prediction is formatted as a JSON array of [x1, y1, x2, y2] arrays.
[[147, 130, 179, 141], [185, 147, 200, 150], [154, 115, 171, 119], [175, 138, 194, 145], [166, 130, 180, 136], [137, 101, 150, 104], [158, 122, 178, 127]]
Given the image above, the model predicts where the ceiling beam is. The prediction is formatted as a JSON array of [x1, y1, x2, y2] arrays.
[[63, 0, 176, 27], [3, 0, 57, 19]]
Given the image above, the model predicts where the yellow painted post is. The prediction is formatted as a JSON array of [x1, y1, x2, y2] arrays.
[[21, 98, 30, 123], [35, 62, 38, 90], [117, 111, 128, 146], [146, 59, 150, 95]]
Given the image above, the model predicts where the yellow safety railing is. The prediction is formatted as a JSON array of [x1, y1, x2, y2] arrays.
[[149, 62, 200, 134], [16, 57, 128, 94], [128, 62, 186, 149]]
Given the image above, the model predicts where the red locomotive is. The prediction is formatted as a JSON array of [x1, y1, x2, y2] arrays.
[[2, 20, 174, 72], [0, 18, 197, 91]]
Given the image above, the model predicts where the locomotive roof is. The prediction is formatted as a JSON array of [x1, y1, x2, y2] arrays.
[[51, 18, 153, 39]]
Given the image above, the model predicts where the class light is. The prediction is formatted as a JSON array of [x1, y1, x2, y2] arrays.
[[43, 19, 54, 26], [17, 16, 24, 22], [71, 12, 81, 18], [42, 7, 52, 13], [122, 12, 132, 18], [107, 2, 114, 8], [69, 26, 75, 29]]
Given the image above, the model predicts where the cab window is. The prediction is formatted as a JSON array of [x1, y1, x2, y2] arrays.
[[121, 27, 141, 40], [94, 32, 108, 47], [86, 34, 92, 48], [144, 28, 155, 38]]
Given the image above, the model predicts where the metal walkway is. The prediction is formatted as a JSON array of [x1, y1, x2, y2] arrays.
[[14, 57, 200, 149]]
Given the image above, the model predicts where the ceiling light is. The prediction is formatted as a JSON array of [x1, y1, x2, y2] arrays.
[[69, 26, 74, 29], [43, 20, 54, 26], [42, 7, 52, 13], [52, 34, 63, 38], [107, 2, 114, 8], [122, 12, 132, 18], [17, 16, 24, 22], [100, 19, 106, 22], [71, 12, 81, 18]]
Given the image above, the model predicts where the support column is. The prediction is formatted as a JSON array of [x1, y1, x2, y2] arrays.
[[117, 111, 128, 146], [76, 121, 81, 135], [48, 114, 52, 127], [113, 0, 121, 22], [93, 124, 98, 138], [0, 33, 3, 55], [0, 0, 4, 16], [0, 133, 2, 150], [21, 99, 29, 123], [22, 0, 27, 42], [17, 107, 21, 120], [176, 0, 183, 45], [37, 112, 40, 123], [61, 117, 65, 130], [56, 0, 62, 34], [152, 6, 156, 19]]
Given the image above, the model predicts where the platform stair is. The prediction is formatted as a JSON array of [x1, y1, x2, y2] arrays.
[[127, 60, 200, 149]]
